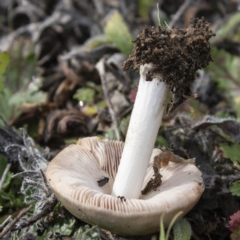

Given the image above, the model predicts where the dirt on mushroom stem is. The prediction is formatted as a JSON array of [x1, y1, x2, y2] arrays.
[[123, 17, 215, 114], [141, 151, 195, 195]]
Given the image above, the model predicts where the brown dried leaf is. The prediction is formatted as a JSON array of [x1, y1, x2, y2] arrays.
[[44, 109, 89, 142], [193, 116, 240, 142]]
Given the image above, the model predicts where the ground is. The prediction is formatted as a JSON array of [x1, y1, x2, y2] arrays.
[[0, 0, 240, 239]]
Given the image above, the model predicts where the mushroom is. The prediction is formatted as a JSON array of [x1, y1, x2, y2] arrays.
[[46, 18, 214, 235], [46, 137, 204, 235]]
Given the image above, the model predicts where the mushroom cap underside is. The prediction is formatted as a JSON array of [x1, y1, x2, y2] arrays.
[[46, 137, 204, 235]]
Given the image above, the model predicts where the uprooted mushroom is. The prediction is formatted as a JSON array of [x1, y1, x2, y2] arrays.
[[46, 18, 215, 235], [46, 137, 203, 235]]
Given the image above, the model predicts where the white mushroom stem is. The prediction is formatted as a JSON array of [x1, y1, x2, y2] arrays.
[[112, 64, 168, 199]]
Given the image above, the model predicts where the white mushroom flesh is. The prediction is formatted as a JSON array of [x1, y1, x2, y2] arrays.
[[112, 64, 168, 199]]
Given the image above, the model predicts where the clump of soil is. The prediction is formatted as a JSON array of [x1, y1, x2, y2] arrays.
[[123, 18, 215, 113]]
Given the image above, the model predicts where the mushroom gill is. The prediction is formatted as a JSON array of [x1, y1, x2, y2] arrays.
[[46, 137, 204, 235]]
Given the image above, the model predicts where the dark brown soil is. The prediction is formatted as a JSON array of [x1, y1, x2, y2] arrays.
[[123, 18, 215, 113]]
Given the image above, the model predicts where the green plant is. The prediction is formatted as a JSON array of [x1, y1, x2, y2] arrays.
[[0, 170, 25, 215], [73, 87, 96, 104], [159, 212, 191, 240], [104, 10, 133, 56], [173, 218, 192, 240], [159, 211, 182, 240], [0, 52, 10, 92], [0, 39, 43, 121]]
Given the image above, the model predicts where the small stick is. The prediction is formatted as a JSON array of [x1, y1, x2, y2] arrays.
[[12, 194, 57, 231], [96, 58, 121, 141], [0, 163, 11, 191], [0, 205, 31, 238], [156, 3, 161, 26], [169, 0, 192, 28], [40, 169, 51, 192], [0, 216, 12, 232]]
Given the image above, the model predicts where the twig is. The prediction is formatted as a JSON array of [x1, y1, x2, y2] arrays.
[[92, 0, 104, 16], [169, 0, 192, 28], [0, 205, 31, 238], [12, 194, 57, 231], [40, 169, 52, 192], [0, 164, 11, 191], [0, 24, 11, 33], [157, 3, 161, 26], [0, 216, 12, 232], [96, 58, 122, 141]]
